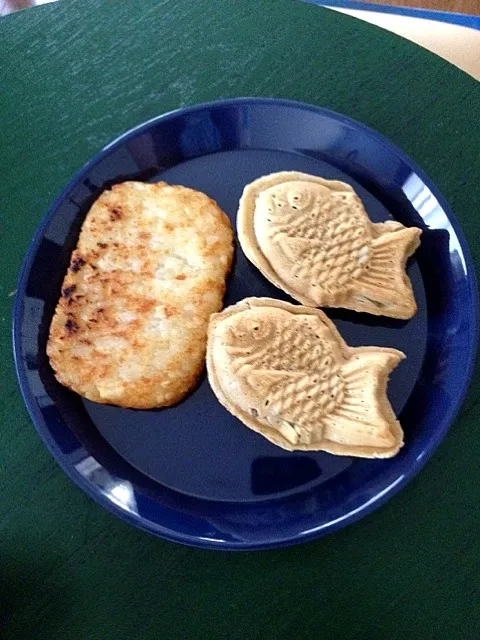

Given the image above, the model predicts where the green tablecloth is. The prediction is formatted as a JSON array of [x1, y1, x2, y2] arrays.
[[1, 1, 480, 638]]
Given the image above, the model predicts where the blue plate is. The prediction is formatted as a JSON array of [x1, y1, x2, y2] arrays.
[[13, 98, 478, 549]]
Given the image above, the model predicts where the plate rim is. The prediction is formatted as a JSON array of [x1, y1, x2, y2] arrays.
[[12, 97, 480, 550]]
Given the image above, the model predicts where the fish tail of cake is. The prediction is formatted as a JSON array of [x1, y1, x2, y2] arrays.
[[351, 226, 421, 319], [322, 349, 405, 456]]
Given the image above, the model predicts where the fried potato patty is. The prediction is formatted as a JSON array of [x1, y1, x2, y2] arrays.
[[47, 181, 234, 408]]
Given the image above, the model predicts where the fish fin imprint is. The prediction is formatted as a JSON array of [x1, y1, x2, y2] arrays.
[[274, 234, 318, 264], [322, 348, 405, 457], [350, 226, 422, 319], [243, 367, 294, 396]]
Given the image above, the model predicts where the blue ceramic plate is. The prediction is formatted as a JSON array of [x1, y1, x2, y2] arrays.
[[13, 98, 478, 549]]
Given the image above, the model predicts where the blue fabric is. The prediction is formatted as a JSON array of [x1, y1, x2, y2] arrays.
[[305, 0, 480, 30]]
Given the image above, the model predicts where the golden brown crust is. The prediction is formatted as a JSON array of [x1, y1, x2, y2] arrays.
[[47, 181, 234, 408], [207, 297, 405, 458], [237, 172, 421, 319]]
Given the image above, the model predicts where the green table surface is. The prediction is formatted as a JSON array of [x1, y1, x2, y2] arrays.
[[1, 1, 480, 638]]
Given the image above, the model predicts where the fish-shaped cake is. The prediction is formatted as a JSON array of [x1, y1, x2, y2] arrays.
[[207, 298, 405, 457], [238, 171, 422, 319]]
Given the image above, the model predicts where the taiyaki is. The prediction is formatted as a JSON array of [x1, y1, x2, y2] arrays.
[[238, 171, 422, 319], [207, 298, 405, 457], [47, 181, 234, 409]]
